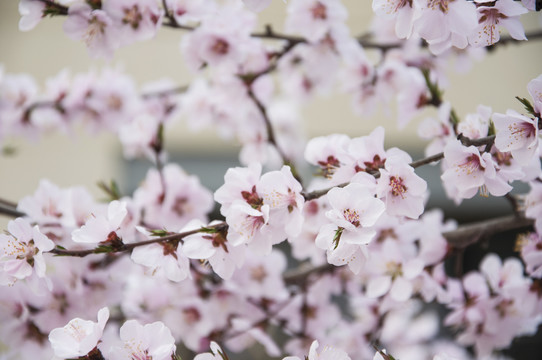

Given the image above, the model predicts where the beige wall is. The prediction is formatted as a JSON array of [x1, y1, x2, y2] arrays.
[[0, 1, 541, 226]]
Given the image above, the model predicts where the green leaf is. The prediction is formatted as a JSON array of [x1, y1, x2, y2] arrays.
[[95, 245, 113, 254], [97, 180, 121, 201], [515, 96, 538, 117], [149, 229, 170, 237], [199, 226, 219, 234], [332, 227, 344, 250]]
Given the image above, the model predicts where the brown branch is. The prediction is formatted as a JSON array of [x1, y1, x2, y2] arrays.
[[0, 205, 25, 218], [48, 222, 227, 257], [246, 87, 292, 170], [283, 263, 334, 286], [301, 134, 497, 201], [220, 291, 299, 342], [282, 213, 535, 285], [40, 0, 69, 15], [0, 198, 18, 209], [141, 85, 188, 99], [444, 214, 534, 249]]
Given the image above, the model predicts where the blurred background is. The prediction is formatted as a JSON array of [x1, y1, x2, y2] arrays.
[[0, 1, 541, 227]]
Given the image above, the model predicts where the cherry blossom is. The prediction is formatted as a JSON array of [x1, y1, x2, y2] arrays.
[[134, 163, 214, 230], [130, 227, 190, 282], [285, 0, 348, 43], [103, 0, 163, 46], [372, 0, 420, 39], [493, 109, 539, 164], [72, 200, 128, 244], [441, 139, 512, 200], [414, 0, 478, 54], [469, 0, 528, 47], [520, 232, 542, 278], [63, 3, 119, 59], [376, 155, 427, 219], [183, 220, 245, 279], [108, 320, 176, 360], [18, 0, 45, 31], [48, 306, 109, 359], [0, 218, 54, 286], [315, 182, 385, 273], [3, 2, 542, 360]]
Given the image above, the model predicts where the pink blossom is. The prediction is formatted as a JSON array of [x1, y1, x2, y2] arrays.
[[108, 320, 176, 360], [134, 164, 214, 230], [257, 166, 305, 238], [469, 0, 528, 47], [0, 72, 38, 137], [415, 0, 478, 54], [315, 182, 385, 273], [456, 105, 491, 140], [48, 307, 109, 359], [18, 0, 45, 31], [304, 134, 351, 181], [0, 218, 54, 286], [72, 200, 128, 244], [63, 3, 119, 59], [441, 139, 512, 199], [118, 113, 163, 160], [183, 220, 245, 279], [372, 0, 420, 39], [376, 155, 427, 219], [365, 240, 425, 302], [181, 2, 257, 72], [418, 101, 455, 157], [103, 0, 163, 46], [165, 0, 215, 25], [285, 0, 348, 43], [130, 227, 190, 282], [493, 109, 539, 164], [520, 233, 542, 278]]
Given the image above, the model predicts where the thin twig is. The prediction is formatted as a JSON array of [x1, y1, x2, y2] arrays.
[[246, 87, 291, 167], [301, 134, 497, 201], [0, 198, 18, 209], [444, 214, 534, 249], [48, 222, 227, 257], [0, 205, 25, 218]]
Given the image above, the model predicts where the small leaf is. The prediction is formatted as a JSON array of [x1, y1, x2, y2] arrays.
[[97, 180, 121, 201], [199, 226, 219, 234], [149, 229, 170, 237], [95, 245, 113, 254], [515, 96, 537, 117], [333, 227, 344, 250]]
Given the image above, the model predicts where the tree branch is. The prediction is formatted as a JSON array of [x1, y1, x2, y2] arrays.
[[444, 214, 533, 249], [302, 134, 497, 201], [36, 1, 542, 53], [48, 222, 227, 257], [0, 205, 25, 218], [282, 213, 535, 285]]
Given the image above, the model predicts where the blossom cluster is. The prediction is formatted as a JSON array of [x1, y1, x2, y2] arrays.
[[1, 0, 542, 360]]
